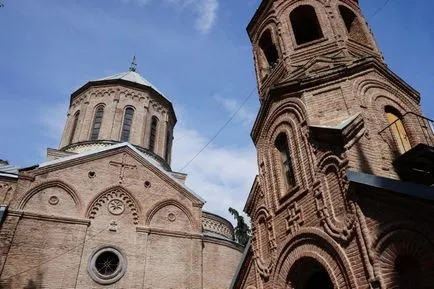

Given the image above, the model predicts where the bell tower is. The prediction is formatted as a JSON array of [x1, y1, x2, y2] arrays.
[[231, 1, 434, 289], [249, 0, 382, 102]]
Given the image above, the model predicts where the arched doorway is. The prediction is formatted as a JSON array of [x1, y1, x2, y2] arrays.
[[288, 257, 334, 289]]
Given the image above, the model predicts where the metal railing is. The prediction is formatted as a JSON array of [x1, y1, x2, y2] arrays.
[[379, 112, 434, 154]]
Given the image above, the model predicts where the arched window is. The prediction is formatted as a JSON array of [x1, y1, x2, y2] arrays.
[[275, 133, 296, 189], [69, 111, 80, 144], [120, 107, 134, 142], [90, 105, 104, 141], [385, 107, 411, 154], [164, 128, 172, 161], [149, 116, 159, 152], [288, 257, 334, 289], [394, 255, 421, 289], [339, 5, 368, 43], [290, 5, 323, 45], [259, 29, 279, 68]]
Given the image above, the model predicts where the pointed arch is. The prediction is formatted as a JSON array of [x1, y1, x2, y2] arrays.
[[86, 186, 141, 225], [145, 199, 196, 230], [18, 180, 82, 212]]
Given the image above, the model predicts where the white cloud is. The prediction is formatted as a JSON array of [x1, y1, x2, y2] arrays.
[[121, 0, 219, 33], [172, 125, 257, 223], [193, 0, 218, 33], [39, 102, 68, 140], [214, 94, 256, 126], [121, 0, 152, 6]]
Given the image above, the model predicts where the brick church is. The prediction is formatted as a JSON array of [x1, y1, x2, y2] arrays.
[[1, 0, 434, 289], [230, 0, 434, 289], [0, 66, 244, 287]]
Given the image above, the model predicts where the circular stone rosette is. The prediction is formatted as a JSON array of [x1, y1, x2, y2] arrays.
[[87, 246, 127, 285]]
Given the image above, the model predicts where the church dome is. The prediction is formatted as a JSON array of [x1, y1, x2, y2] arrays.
[[93, 70, 168, 102], [59, 67, 176, 170]]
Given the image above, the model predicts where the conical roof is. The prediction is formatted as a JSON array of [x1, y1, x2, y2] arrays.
[[95, 70, 166, 99]]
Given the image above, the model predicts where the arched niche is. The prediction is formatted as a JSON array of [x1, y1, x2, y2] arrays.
[[19, 181, 81, 217], [146, 200, 194, 232]]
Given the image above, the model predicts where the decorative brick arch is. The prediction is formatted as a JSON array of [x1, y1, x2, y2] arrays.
[[315, 154, 356, 245], [273, 227, 357, 289], [355, 78, 419, 112], [252, 207, 276, 279], [18, 180, 82, 212], [145, 199, 196, 231], [373, 222, 434, 288], [86, 186, 141, 225]]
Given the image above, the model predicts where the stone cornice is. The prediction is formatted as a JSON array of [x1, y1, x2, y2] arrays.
[[250, 58, 421, 144], [8, 209, 90, 226]]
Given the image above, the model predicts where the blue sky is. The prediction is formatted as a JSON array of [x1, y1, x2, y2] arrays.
[[0, 0, 433, 220]]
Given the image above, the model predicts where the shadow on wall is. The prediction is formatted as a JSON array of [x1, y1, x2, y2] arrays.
[[0, 271, 43, 289], [355, 141, 373, 175]]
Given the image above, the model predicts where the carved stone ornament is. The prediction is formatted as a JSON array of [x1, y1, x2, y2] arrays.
[[48, 196, 59, 205], [167, 212, 176, 222], [107, 199, 125, 215]]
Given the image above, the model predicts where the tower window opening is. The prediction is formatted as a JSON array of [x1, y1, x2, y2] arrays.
[[259, 30, 279, 68], [275, 133, 296, 189], [339, 5, 368, 44], [121, 107, 134, 142], [149, 116, 159, 152], [164, 128, 172, 161], [385, 106, 411, 154], [290, 5, 323, 45], [69, 111, 80, 144], [90, 105, 104, 141]]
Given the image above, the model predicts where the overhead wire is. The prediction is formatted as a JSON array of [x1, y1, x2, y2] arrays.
[[1, 212, 130, 281], [179, 87, 257, 172], [370, 0, 390, 20]]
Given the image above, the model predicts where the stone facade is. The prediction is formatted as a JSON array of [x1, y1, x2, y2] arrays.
[[231, 1, 434, 289], [0, 70, 243, 288]]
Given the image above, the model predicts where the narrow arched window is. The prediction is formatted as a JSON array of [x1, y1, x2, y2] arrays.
[[385, 107, 411, 154], [259, 29, 279, 68], [90, 105, 104, 141], [164, 128, 172, 161], [339, 5, 368, 43], [69, 111, 80, 144], [149, 116, 159, 152], [275, 133, 296, 188], [290, 5, 323, 45], [120, 107, 134, 142]]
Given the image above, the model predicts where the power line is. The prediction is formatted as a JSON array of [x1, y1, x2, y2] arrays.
[[1, 213, 130, 281], [370, 0, 390, 20], [179, 87, 257, 172]]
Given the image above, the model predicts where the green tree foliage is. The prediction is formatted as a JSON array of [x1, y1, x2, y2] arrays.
[[229, 207, 251, 246]]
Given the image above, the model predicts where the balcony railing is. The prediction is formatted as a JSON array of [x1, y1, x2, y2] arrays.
[[379, 112, 434, 155]]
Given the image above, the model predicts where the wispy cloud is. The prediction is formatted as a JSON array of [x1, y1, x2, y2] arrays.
[[122, 0, 219, 33], [214, 94, 256, 126], [121, 0, 152, 7], [172, 125, 257, 222], [39, 102, 68, 140], [193, 0, 218, 33]]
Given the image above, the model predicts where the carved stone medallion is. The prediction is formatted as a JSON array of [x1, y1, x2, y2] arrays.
[[107, 199, 125, 215]]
